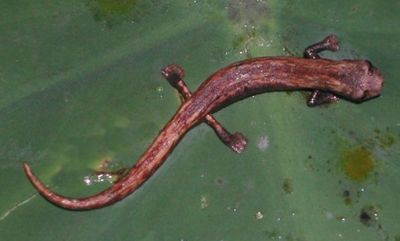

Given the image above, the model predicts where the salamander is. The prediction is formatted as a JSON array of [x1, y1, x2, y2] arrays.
[[23, 35, 384, 210]]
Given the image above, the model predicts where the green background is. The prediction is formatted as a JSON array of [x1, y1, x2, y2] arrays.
[[0, 0, 399, 240]]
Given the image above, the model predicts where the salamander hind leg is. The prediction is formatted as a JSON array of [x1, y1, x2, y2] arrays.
[[205, 116, 248, 154], [161, 64, 248, 153], [304, 34, 340, 107]]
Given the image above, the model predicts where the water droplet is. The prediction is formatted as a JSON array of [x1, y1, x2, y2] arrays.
[[227, 202, 240, 213], [326, 211, 334, 219], [156, 86, 164, 98], [200, 196, 209, 209], [257, 135, 270, 151], [83, 173, 115, 186], [255, 211, 264, 220]]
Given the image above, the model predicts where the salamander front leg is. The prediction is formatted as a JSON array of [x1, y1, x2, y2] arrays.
[[161, 64, 247, 153], [304, 34, 340, 107]]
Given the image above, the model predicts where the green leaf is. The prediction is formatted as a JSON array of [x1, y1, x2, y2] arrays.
[[1, 0, 399, 240]]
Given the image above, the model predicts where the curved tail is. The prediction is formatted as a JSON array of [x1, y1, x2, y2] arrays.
[[23, 160, 151, 210], [23, 102, 202, 210]]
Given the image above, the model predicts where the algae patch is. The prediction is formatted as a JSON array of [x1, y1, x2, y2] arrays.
[[87, 0, 140, 26], [341, 147, 375, 182]]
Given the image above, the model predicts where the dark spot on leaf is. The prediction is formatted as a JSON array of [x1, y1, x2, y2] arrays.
[[215, 177, 225, 187], [359, 204, 380, 227], [342, 190, 352, 206], [374, 128, 396, 149], [283, 178, 293, 194], [360, 210, 371, 225]]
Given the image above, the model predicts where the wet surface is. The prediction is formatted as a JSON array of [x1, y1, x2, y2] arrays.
[[1, 0, 399, 240]]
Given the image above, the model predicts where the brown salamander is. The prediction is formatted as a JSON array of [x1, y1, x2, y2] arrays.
[[23, 35, 384, 210]]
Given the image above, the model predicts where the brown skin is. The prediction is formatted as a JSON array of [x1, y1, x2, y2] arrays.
[[23, 35, 384, 210]]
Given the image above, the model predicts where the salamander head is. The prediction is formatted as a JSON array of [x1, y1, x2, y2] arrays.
[[350, 60, 384, 101]]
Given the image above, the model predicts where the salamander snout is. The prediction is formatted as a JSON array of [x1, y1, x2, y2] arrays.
[[358, 60, 384, 100], [346, 60, 384, 101]]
